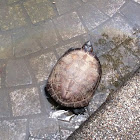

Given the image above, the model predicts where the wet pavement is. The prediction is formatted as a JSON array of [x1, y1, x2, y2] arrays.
[[0, 0, 140, 140]]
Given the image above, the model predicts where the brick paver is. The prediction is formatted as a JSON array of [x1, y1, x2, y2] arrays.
[[0, 0, 139, 139]]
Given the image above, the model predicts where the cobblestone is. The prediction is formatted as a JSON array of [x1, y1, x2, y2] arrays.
[[0, 89, 11, 118], [6, 59, 32, 87], [109, 45, 139, 77], [89, 0, 125, 17], [38, 20, 58, 49], [30, 53, 57, 82], [0, 4, 26, 31], [29, 116, 60, 139], [0, 33, 13, 59], [13, 27, 41, 57], [0, 119, 27, 140], [78, 3, 108, 30], [53, 12, 86, 40], [24, 0, 56, 24], [55, 0, 81, 15], [9, 87, 41, 116], [120, 1, 140, 26]]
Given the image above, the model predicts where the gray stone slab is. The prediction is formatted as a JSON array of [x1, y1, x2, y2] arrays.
[[55, 0, 81, 15], [56, 41, 82, 57], [0, 63, 5, 88], [108, 45, 140, 77], [29, 116, 60, 139], [30, 53, 57, 82], [88, 89, 110, 114], [6, 59, 32, 87], [9, 87, 41, 116], [89, 0, 125, 17], [120, 1, 140, 26], [90, 33, 116, 57], [13, 27, 41, 57], [53, 12, 86, 40], [24, 0, 56, 24], [0, 89, 11, 118], [0, 34, 13, 59], [0, 119, 27, 140], [0, 4, 27, 31], [38, 20, 58, 49], [91, 14, 133, 46], [7, 0, 20, 4], [78, 3, 108, 30]]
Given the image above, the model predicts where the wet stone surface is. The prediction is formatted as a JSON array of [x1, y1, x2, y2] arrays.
[[38, 20, 58, 49], [0, 89, 11, 118], [98, 54, 122, 91], [13, 27, 41, 57], [30, 53, 57, 82], [0, 119, 27, 140], [0, 4, 26, 31], [53, 12, 86, 40], [24, 0, 56, 24], [120, 1, 140, 26], [91, 14, 133, 45], [29, 116, 60, 139], [6, 59, 32, 87], [78, 3, 108, 30], [108, 45, 140, 77], [0, 34, 13, 59], [9, 87, 41, 116], [56, 41, 82, 57], [55, 0, 82, 15], [89, 0, 125, 17]]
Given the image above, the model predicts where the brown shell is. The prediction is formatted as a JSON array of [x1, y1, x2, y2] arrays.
[[47, 48, 101, 108]]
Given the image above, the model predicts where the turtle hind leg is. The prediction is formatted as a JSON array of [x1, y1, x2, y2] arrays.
[[70, 107, 85, 115]]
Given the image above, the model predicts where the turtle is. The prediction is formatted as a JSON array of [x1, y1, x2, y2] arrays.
[[45, 41, 102, 114]]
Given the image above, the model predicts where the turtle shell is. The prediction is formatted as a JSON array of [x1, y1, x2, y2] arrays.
[[46, 48, 101, 108]]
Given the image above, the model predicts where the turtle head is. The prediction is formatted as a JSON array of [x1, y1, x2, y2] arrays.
[[82, 41, 93, 53]]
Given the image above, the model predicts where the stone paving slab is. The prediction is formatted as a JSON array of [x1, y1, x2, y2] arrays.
[[6, 59, 32, 87], [89, 0, 125, 17], [120, 1, 140, 26], [23, 0, 56, 24], [53, 12, 86, 40], [0, 33, 13, 59], [30, 52, 57, 82], [78, 3, 108, 30], [0, 89, 11, 118], [0, 4, 27, 31], [13, 27, 41, 57], [0, 119, 27, 140], [55, 0, 82, 15]]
